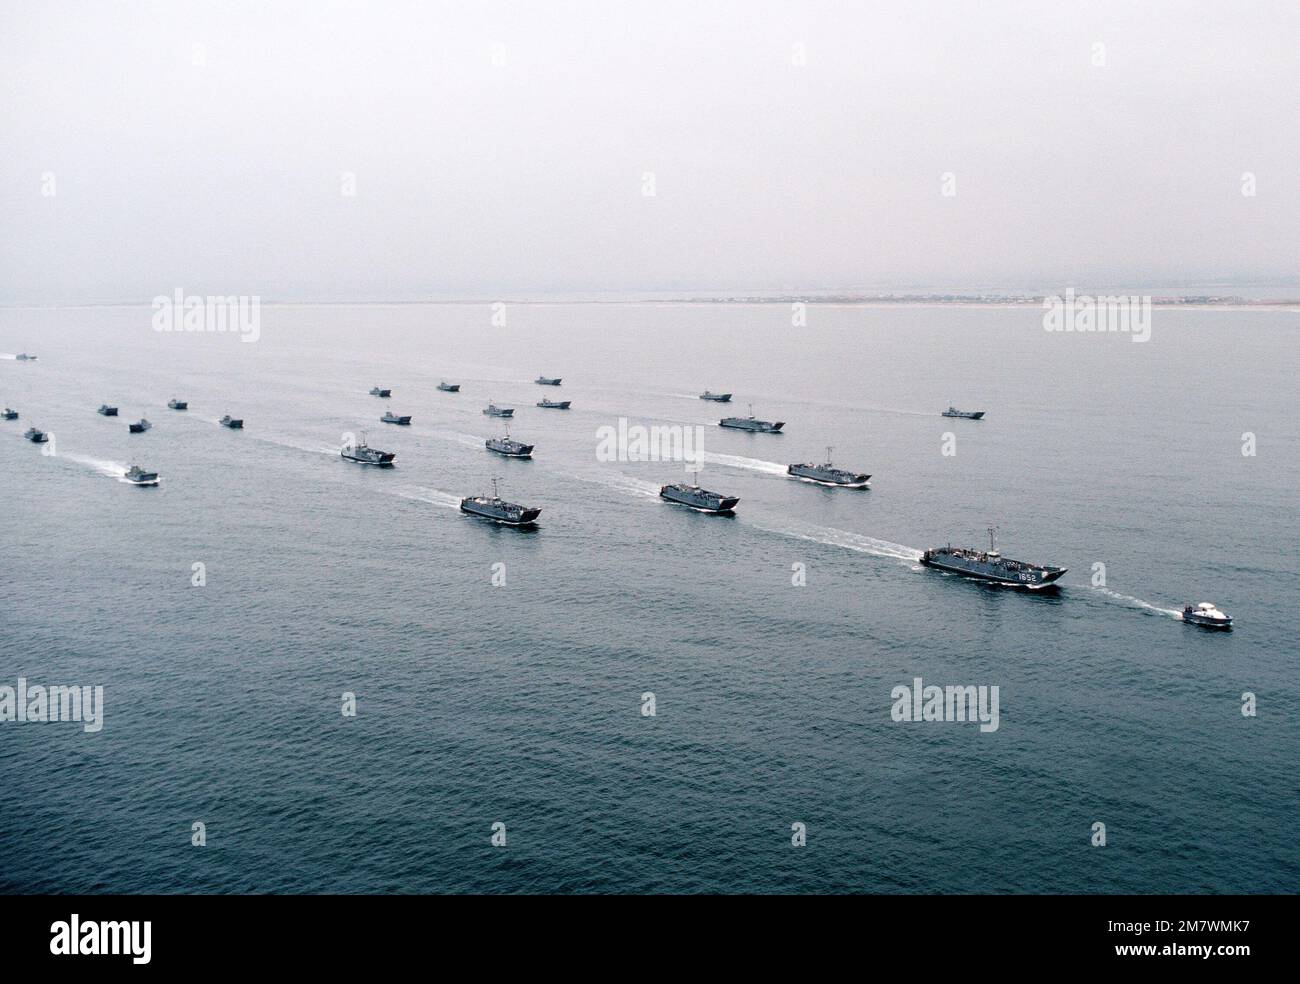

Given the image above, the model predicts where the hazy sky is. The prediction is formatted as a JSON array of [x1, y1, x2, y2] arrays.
[[2, 1, 1297, 301]]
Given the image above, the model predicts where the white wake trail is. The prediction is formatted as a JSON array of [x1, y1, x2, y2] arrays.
[[60, 453, 131, 481], [390, 485, 462, 509], [750, 517, 923, 562], [700, 451, 787, 476], [1089, 587, 1181, 618], [424, 428, 485, 450], [253, 434, 338, 456]]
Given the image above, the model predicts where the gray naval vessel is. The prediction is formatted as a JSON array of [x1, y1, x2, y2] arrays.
[[483, 402, 514, 417], [921, 528, 1066, 589], [720, 404, 784, 433], [942, 406, 985, 419], [787, 447, 870, 487], [536, 398, 571, 409], [381, 408, 412, 425], [341, 433, 396, 467], [535, 376, 562, 386], [369, 386, 391, 397], [128, 418, 152, 433], [460, 478, 541, 526], [167, 398, 188, 410], [97, 404, 119, 417], [660, 474, 740, 513], [24, 426, 48, 443], [437, 381, 460, 392], [699, 390, 732, 402], [486, 426, 533, 458], [124, 464, 159, 486], [2, 408, 18, 420], [219, 415, 243, 429]]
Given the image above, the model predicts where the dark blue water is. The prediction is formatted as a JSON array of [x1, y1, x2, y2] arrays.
[[2, 303, 1296, 893]]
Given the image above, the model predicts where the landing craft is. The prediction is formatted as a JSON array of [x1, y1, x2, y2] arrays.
[[720, 404, 784, 433], [921, 528, 1066, 589], [486, 425, 533, 459], [124, 465, 160, 486], [341, 433, 395, 467], [787, 447, 870, 488], [461, 478, 541, 526], [660, 471, 739, 513]]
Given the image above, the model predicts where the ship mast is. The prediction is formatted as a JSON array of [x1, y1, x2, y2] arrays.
[[826, 445, 834, 465], [987, 526, 998, 553]]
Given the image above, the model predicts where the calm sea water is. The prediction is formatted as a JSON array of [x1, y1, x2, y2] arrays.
[[1, 302, 1296, 894]]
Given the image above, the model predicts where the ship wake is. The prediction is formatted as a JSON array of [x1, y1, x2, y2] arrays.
[[423, 427, 485, 450], [61, 453, 130, 481], [700, 451, 787, 476], [751, 517, 923, 562], [390, 485, 462, 510], [1089, 586, 1182, 618]]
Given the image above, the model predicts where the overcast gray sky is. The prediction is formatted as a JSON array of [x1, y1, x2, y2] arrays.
[[2, 0, 1297, 302]]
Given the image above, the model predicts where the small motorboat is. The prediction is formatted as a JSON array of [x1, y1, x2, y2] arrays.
[[219, 415, 244, 429], [167, 398, 189, 410], [97, 404, 119, 417], [128, 418, 152, 433], [483, 402, 514, 417], [24, 427, 48, 443], [535, 376, 562, 386], [15, 353, 37, 361], [1182, 602, 1233, 630], [124, 465, 160, 486], [2, 408, 19, 420], [699, 391, 732, 402], [536, 399, 571, 409], [942, 407, 985, 419], [437, 381, 461, 392], [381, 409, 412, 425], [369, 387, 391, 397]]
